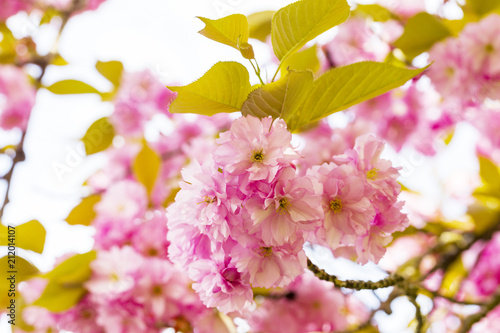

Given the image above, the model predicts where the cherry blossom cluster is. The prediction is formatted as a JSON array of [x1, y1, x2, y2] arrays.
[[462, 232, 500, 299], [167, 115, 408, 312], [16, 71, 238, 333], [243, 271, 369, 333], [0, 65, 36, 131], [109, 69, 177, 137], [321, 15, 450, 156], [19, 244, 225, 333], [428, 14, 500, 106]]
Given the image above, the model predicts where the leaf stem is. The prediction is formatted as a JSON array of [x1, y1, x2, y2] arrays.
[[271, 61, 283, 82], [248, 59, 265, 85]]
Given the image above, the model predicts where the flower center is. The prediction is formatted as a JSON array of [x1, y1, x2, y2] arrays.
[[259, 246, 273, 258], [152, 285, 163, 295], [330, 198, 342, 213], [198, 195, 217, 205], [251, 149, 264, 163], [485, 43, 494, 53], [221, 267, 240, 282], [147, 248, 158, 256], [367, 168, 379, 180], [277, 197, 290, 214]]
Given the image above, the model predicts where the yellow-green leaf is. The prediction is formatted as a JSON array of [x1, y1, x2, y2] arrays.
[[133, 141, 161, 195], [40, 8, 60, 25], [478, 155, 500, 190], [96, 60, 124, 87], [354, 4, 395, 22], [394, 13, 451, 61], [0, 256, 38, 283], [168, 62, 251, 115], [42, 251, 96, 283], [293, 61, 427, 131], [197, 14, 249, 49], [81, 117, 115, 155], [242, 70, 314, 123], [0, 24, 17, 64], [0, 220, 46, 254], [65, 195, 101, 226], [0, 256, 38, 307], [442, 19, 469, 37], [468, 202, 500, 235], [465, 0, 500, 16], [45, 80, 101, 95], [440, 257, 467, 298], [32, 280, 87, 312], [248, 11, 275, 42], [35, 252, 95, 311], [280, 45, 320, 77], [52, 54, 68, 66], [271, 0, 350, 62]]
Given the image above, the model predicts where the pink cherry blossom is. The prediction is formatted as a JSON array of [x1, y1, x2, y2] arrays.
[[56, 296, 104, 333], [0, 65, 36, 130], [460, 14, 500, 77], [427, 38, 472, 100], [324, 17, 390, 67], [189, 253, 253, 313], [133, 258, 189, 318], [85, 246, 142, 295], [244, 271, 369, 333], [94, 179, 148, 222], [131, 211, 170, 258], [335, 134, 401, 203], [307, 162, 375, 249], [169, 159, 236, 242], [0, 0, 34, 20], [246, 167, 323, 246], [214, 115, 299, 182], [95, 300, 150, 333], [110, 100, 148, 137], [232, 234, 306, 288], [355, 202, 409, 264], [464, 233, 500, 298], [378, 0, 426, 19]]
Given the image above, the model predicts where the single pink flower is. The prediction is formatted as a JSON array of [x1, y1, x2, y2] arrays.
[[308, 162, 375, 249], [214, 115, 299, 182], [247, 167, 323, 246]]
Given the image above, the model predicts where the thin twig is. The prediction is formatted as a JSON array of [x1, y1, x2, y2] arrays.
[[307, 259, 404, 290]]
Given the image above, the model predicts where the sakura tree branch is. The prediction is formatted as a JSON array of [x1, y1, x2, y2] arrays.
[[458, 292, 500, 333], [0, 6, 74, 219], [0, 133, 26, 218], [307, 259, 404, 290], [409, 295, 424, 333]]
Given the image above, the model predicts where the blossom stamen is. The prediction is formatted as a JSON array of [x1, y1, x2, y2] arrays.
[[367, 168, 379, 180], [259, 246, 273, 258], [250, 149, 264, 163], [277, 198, 290, 214], [197, 195, 217, 205], [330, 198, 343, 213]]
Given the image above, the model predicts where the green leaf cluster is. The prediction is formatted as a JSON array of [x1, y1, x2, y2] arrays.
[[0, 220, 46, 253], [133, 141, 161, 196], [45, 60, 124, 101], [33, 251, 96, 312], [169, 0, 427, 133]]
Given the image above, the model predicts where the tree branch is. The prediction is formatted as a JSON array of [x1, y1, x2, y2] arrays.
[[458, 292, 500, 333], [307, 259, 404, 290]]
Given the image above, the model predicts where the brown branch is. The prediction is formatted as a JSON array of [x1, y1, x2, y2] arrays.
[[307, 259, 404, 290], [0, 6, 73, 219], [458, 292, 500, 333]]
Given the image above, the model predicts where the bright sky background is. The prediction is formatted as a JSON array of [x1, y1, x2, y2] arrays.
[[0, 0, 480, 332]]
